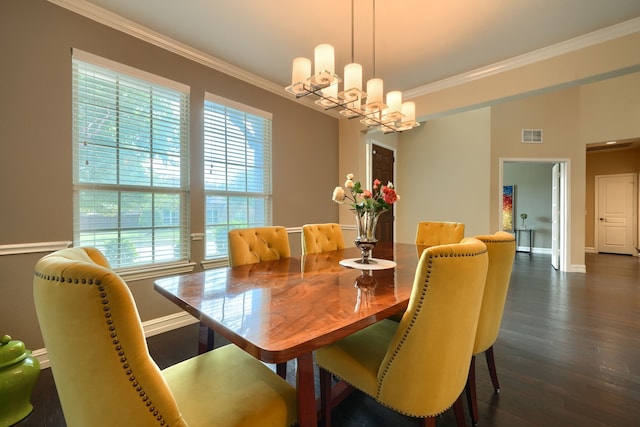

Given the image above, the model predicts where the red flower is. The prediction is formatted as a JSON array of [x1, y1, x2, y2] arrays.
[[382, 186, 398, 204]]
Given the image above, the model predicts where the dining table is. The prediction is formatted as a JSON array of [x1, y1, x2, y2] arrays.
[[154, 242, 421, 427]]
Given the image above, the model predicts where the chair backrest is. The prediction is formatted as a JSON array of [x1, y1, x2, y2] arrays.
[[33, 247, 187, 427], [414, 221, 465, 247], [301, 223, 345, 254], [473, 231, 516, 354], [377, 238, 488, 416], [228, 226, 291, 267]]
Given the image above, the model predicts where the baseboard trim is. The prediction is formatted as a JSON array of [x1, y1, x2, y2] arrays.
[[33, 311, 198, 369], [516, 246, 552, 255], [568, 264, 587, 273], [143, 311, 199, 337]]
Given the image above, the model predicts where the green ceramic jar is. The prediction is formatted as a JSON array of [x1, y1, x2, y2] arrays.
[[0, 335, 40, 427]]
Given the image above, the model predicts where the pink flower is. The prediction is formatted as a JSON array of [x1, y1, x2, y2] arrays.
[[373, 179, 381, 189], [362, 190, 372, 198]]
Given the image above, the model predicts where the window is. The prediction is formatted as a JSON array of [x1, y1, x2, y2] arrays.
[[72, 50, 190, 270], [203, 93, 272, 259]]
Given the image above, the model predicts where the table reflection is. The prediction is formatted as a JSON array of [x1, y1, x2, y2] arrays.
[[354, 269, 377, 312]]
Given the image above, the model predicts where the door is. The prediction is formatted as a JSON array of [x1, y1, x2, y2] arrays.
[[551, 164, 560, 269], [596, 174, 636, 255], [371, 144, 394, 243]]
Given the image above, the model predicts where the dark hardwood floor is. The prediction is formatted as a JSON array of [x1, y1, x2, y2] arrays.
[[16, 253, 640, 426]]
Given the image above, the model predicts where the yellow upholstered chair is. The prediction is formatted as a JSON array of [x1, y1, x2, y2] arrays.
[[415, 221, 465, 248], [386, 221, 467, 323], [228, 226, 291, 267], [301, 223, 345, 255], [466, 231, 516, 426], [227, 226, 291, 377], [316, 238, 489, 427], [33, 247, 297, 427]]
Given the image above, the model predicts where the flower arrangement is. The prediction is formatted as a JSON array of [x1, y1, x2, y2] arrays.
[[332, 173, 399, 215], [520, 212, 528, 227]]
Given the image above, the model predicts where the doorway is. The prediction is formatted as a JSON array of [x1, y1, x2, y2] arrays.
[[369, 142, 396, 244], [595, 173, 637, 255], [500, 158, 569, 271]]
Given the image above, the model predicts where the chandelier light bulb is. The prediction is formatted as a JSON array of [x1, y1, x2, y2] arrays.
[[401, 102, 416, 122], [386, 91, 402, 113], [314, 44, 335, 75], [344, 63, 362, 91], [366, 78, 383, 105], [291, 57, 311, 85]]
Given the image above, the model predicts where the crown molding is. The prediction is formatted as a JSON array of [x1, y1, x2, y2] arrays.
[[48, 0, 286, 97], [404, 16, 640, 99], [49, 1, 639, 111]]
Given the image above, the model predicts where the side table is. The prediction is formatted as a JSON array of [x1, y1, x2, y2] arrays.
[[514, 229, 533, 254]]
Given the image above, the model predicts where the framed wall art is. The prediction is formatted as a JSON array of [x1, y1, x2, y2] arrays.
[[502, 185, 514, 231]]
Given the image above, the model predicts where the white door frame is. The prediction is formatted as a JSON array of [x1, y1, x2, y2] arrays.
[[499, 158, 570, 272], [551, 163, 561, 269]]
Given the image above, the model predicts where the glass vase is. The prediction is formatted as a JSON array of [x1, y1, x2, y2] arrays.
[[353, 210, 385, 264]]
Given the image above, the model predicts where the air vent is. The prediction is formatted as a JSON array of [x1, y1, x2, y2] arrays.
[[522, 129, 542, 143]]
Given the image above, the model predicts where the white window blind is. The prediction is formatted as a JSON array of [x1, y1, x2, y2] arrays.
[[203, 93, 272, 260], [72, 50, 190, 269]]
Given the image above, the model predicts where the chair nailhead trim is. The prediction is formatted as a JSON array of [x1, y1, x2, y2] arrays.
[[376, 250, 485, 418], [34, 268, 171, 427]]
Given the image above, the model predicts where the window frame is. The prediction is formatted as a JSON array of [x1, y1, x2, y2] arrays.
[[72, 49, 193, 278], [203, 92, 273, 262]]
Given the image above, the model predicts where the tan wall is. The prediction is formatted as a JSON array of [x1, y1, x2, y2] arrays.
[[395, 107, 492, 242], [340, 28, 639, 270], [0, 1, 338, 348], [491, 88, 585, 269], [580, 72, 640, 144], [581, 72, 640, 249], [391, 72, 638, 271]]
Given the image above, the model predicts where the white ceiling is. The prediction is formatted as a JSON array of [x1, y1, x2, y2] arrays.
[[73, 0, 640, 94]]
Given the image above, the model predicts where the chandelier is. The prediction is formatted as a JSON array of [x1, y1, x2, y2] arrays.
[[285, 0, 420, 133]]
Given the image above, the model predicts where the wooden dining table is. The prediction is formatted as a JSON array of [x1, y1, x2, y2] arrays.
[[154, 242, 421, 427]]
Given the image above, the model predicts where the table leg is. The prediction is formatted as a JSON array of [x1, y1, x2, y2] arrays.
[[296, 352, 317, 427], [198, 322, 215, 353]]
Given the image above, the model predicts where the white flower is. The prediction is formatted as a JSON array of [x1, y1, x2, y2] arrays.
[[345, 179, 355, 188], [346, 173, 354, 180], [332, 186, 346, 204]]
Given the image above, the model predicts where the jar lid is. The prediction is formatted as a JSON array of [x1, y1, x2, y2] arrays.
[[0, 335, 30, 368]]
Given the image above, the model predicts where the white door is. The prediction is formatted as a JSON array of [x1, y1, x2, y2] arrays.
[[551, 164, 560, 269], [596, 174, 636, 255]]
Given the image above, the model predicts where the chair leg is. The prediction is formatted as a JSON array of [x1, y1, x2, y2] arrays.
[[421, 416, 437, 427], [466, 355, 479, 426], [421, 392, 466, 427], [319, 367, 333, 427], [485, 346, 501, 393], [452, 391, 468, 427]]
